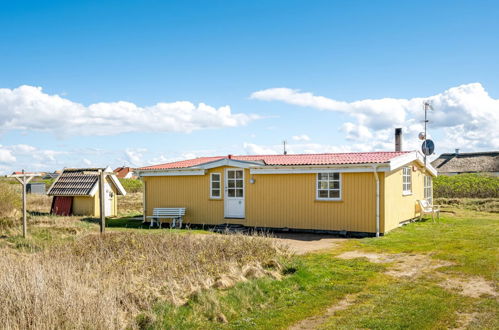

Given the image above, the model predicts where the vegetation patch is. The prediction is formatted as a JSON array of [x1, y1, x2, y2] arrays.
[[152, 254, 384, 329], [434, 173, 499, 198], [0, 232, 286, 329], [119, 178, 143, 193]]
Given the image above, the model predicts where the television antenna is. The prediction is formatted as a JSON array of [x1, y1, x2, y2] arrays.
[[421, 100, 435, 167]]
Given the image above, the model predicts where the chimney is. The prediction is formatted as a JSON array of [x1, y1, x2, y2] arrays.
[[395, 128, 402, 152], [227, 154, 233, 159], [455, 148, 460, 155]]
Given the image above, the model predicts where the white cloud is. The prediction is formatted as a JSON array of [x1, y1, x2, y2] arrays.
[[0, 146, 16, 164], [251, 83, 499, 152], [243, 143, 281, 155], [291, 134, 311, 141], [243, 141, 393, 156], [124, 148, 148, 166], [0, 85, 260, 136]]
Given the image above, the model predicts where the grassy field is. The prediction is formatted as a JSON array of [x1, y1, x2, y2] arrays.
[[0, 190, 497, 329]]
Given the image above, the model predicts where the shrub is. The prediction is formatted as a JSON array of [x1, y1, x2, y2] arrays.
[[0, 182, 20, 228], [119, 178, 143, 193], [433, 173, 499, 198]]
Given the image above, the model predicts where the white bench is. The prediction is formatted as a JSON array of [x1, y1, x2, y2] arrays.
[[418, 200, 441, 222], [147, 208, 186, 228]]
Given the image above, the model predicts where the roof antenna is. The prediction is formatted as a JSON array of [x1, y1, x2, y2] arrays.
[[283, 140, 287, 155]]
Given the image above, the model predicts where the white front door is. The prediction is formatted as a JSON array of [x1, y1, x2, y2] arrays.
[[224, 169, 245, 218], [104, 183, 113, 216]]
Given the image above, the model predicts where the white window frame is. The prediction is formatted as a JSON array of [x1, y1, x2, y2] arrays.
[[210, 172, 222, 199], [424, 175, 432, 204], [402, 167, 412, 195], [316, 172, 342, 201]]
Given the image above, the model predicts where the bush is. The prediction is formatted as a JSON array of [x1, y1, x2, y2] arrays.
[[433, 173, 499, 198], [0, 182, 20, 228], [119, 178, 143, 193]]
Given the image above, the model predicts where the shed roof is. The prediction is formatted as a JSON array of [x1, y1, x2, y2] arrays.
[[47, 168, 127, 196], [138, 151, 411, 170], [431, 151, 499, 174]]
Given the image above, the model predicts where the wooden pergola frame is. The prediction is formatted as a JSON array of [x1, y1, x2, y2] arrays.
[[6, 170, 43, 238]]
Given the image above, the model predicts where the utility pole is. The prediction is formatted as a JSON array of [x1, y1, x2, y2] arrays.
[[7, 170, 42, 238]]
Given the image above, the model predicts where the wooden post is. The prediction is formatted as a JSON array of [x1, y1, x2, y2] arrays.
[[7, 170, 41, 238], [99, 170, 106, 234], [21, 170, 27, 238]]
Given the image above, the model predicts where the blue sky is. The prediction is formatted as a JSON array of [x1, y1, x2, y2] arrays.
[[0, 0, 498, 173]]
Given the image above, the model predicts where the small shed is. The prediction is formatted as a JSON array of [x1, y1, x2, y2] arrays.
[[47, 167, 127, 217], [27, 182, 46, 195]]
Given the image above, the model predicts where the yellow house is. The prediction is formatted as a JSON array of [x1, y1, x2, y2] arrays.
[[135, 151, 437, 236], [47, 167, 127, 217]]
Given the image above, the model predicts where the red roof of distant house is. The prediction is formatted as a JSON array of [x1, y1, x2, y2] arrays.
[[138, 151, 411, 170], [113, 167, 135, 178]]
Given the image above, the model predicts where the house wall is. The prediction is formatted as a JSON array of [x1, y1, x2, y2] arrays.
[[72, 177, 119, 217], [93, 177, 118, 217], [73, 196, 96, 216], [143, 166, 387, 233], [383, 161, 428, 232]]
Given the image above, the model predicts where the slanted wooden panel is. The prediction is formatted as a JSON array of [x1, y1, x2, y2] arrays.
[[51, 196, 73, 216]]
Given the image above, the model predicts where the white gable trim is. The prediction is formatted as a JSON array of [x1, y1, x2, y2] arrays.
[[389, 151, 437, 176], [109, 174, 127, 196], [138, 169, 206, 177], [250, 164, 390, 175], [194, 158, 264, 169]]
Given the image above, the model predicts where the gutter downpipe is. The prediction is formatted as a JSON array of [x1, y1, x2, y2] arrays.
[[372, 165, 380, 237]]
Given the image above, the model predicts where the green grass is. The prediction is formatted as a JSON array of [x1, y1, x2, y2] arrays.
[[340, 210, 499, 281], [151, 254, 384, 329], [146, 208, 498, 329], [320, 276, 470, 330]]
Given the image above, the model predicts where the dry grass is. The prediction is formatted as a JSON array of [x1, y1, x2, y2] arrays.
[[0, 231, 287, 329], [117, 192, 143, 216]]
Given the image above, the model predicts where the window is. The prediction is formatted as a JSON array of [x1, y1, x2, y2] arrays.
[[210, 173, 221, 198], [402, 167, 412, 195], [226, 170, 244, 198], [317, 172, 341, 200], [424, 175, 432, 204]]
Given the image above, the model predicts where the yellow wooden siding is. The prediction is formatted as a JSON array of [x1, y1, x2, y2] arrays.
[[383, 161, 426, 232], [71, 177, 119, 218], [144, 166, 231, 224], [144, 166, 385, 233], [246, 172, 384, 232], [92, 177, 119, 217], [73, 196, 95, 216]]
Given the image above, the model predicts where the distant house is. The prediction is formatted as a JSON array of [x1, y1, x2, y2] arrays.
[[114, 167, 136, 179], [135, 151, 437, 236], [431, 151, 499, 176], [47, 167, 127, 217], [43, 171, 61, 180]]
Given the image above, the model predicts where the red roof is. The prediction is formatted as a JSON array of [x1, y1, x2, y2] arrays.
[[113, 167, 135, 178], [138, 151, 411, 170]]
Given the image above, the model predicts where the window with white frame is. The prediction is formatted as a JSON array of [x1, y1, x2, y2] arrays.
[[317, 172, 341, 200], [210, 173, 221, 198], [402, 167, 412, 194], [424, 175, 432, 204]]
